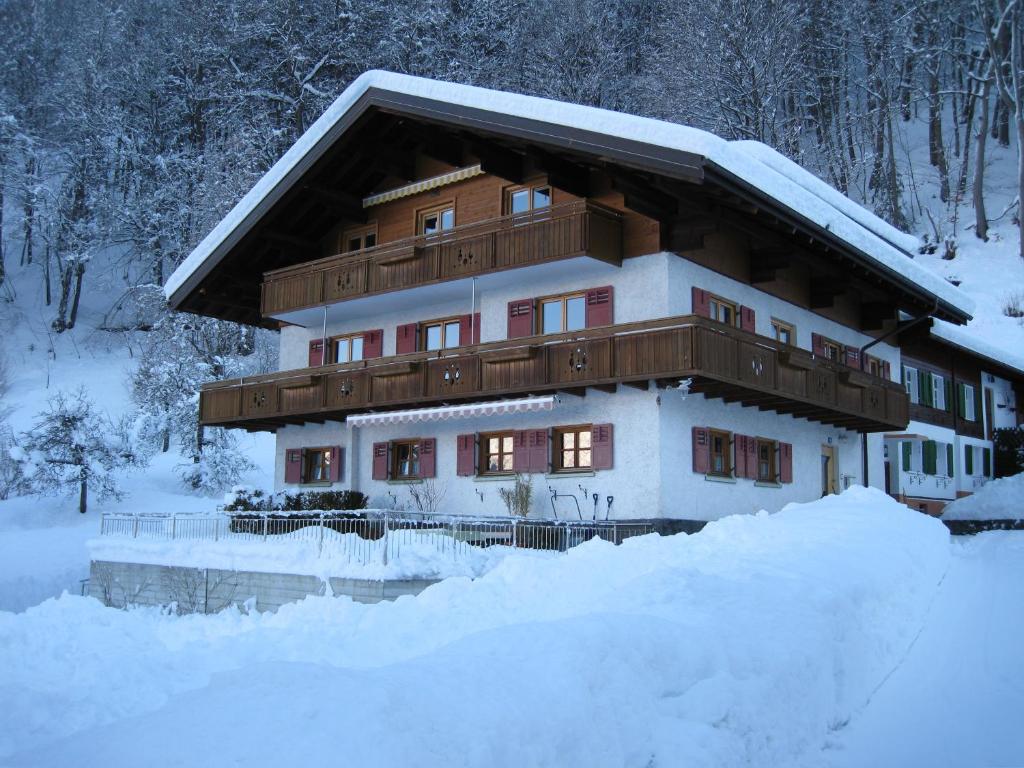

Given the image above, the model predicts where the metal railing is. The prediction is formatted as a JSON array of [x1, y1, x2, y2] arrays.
[[97, 511, 655, 568]]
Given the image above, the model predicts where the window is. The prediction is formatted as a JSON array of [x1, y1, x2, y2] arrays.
[[506, 184, 552, 216], [303, 447, 333, 484], [709, 429, 732, 476], [771, 319, 795, 345], [932, 374, 946, 411], [422, 317, 462, 351], [540, 292, 586, 334], [963, 384, 977, 421], [331, 333, 365, 364], [866, 356, 881, 376], [709, 295, 738, 326], [822, 338, 842, 361], [418, 204, 455, 235], [554, 425, 592, 471], [481, 432, 515, 474], [756, 439, 776, 482], [904, 366, 919, 403], [392, 440, 420, 479], [342, 224, 377, 253]]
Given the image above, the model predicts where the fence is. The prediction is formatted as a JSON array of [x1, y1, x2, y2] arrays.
[[97, 511, 656, 567]]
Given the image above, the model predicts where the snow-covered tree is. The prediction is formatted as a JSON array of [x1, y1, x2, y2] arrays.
[[177, 427, 254, 495], [20, 388, 142, 514]]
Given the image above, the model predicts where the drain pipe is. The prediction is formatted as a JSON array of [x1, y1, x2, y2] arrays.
[[857, 299, 938, 488]]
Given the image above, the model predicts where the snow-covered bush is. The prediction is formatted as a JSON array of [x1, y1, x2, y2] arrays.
[[177, 428, 253, 495], [222, 487, 368, 513], [20, 388, 143, 514], [993, 427, 1024, 477], [498, 474, 534, 517]]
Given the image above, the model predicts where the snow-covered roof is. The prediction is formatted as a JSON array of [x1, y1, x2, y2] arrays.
[[165, 70, 974, 320], [930, 319, 1024, 378]]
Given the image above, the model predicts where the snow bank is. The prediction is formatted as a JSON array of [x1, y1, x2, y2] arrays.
[[0, 487, 950, 766], [930, 318, 1024, 377], [941, 474, 1024, 521], [86, 527, 548, 581]]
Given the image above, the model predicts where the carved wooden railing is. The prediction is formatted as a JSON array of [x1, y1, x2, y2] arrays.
[[260, 201, 624, 316], [200, 315, 909, 433]]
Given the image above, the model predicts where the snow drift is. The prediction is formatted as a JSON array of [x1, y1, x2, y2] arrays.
[[941, 473, 1024, 521], [0, 487, 949, 766]]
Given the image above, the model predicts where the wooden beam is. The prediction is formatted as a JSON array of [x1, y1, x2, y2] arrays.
[[304, 185, 366, 222], [809, 278, 846, 309], [860, 301, 896, 331], [473, 141, 526, 183], [532, 149, 591, 197], [558, 387, 587, 398], [590, 383, 617, 394]]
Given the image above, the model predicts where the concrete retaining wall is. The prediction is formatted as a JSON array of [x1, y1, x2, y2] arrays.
[[88, 560, 438, 613]]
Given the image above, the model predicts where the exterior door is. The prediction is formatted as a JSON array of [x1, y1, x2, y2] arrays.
[[820, 444, 838, 496]]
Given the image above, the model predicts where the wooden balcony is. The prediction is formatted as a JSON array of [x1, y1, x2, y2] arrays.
[[260, 201, 624, 317], [200, 316, 909, 433]]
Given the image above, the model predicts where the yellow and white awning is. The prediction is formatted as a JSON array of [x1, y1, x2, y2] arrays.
[[347, 395, 555, 427], [362, 164, 483, 208]]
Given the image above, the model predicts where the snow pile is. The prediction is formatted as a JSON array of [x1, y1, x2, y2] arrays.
[[87, 525, 549, 581], [0, 487, 950, 766], [941, 474, 1024, 521]]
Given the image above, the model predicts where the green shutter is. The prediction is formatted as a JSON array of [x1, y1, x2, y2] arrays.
[[919, 372, 930, 407], [958, 383, 967, 418], [944, 379, 953, 412], [983, 447, 991, 477], [974, 386, 982, 423], [964, 445, 973, 474], [946, 443, 954, 476], [923, 441, 937, 475], [902, 442, 912, 471]]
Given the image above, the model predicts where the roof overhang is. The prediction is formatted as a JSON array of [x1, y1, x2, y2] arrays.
[[166, 70, 974, 327]]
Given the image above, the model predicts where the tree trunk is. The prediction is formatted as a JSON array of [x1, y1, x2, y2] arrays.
[[928, 65, 950, 202], [20, 157, 34, 267], [79, 465, 88, 515], [162, 428, 170, 454], [974, 79, 991, 241], [67, 260, 85, 330], [44, 244, 51, 306], [53, 260, 72, 332]]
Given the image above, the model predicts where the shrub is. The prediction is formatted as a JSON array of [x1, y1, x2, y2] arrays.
[[498, 474, 533, 517], [1003, 293, 1024, 319], [994, 427, 1024, 478], [222, 487, 368, 512]]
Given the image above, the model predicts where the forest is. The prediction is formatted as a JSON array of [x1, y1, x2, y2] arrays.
[[0, 0, 1021, 503]]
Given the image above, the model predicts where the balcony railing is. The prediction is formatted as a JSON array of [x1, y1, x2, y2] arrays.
[[260, 201, 624, 317], [200, 315, 909, 433]]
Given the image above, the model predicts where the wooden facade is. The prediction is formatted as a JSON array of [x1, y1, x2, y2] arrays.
[[262, 200, 623, 317], [900, 335, 986, 439], [200, 315, 908, 433]]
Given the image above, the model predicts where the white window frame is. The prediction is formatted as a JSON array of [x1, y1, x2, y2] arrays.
[[932, 374, 945, 411], [904, 366, 919, 404], [964, 384, 976, 421]]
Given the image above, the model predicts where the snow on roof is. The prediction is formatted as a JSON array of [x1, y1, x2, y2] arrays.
[[930, 318, 1024, 378], [164, 70, 973, 318]]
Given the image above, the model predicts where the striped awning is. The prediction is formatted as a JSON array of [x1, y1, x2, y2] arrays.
[[363, 164, 483, 208], [347, 396, 555, 426]]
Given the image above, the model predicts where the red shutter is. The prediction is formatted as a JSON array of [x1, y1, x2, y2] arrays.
[[882, 360, 891, 380], [591, 423, 613, 470], [740, 306, 756, 333], [396, 323, 418, 354], [779, 442, 793, 483], [692, 287, 711, 318], [511, 430, 530, 472], [308, 339, 325, 367], [508, 299, 534, 338], [743, 436, 758, 479], [418, 438, 436, 478], [811, 333, 826, 357], [585, 286, 614, 328], [528, 429, 549, 473], [692, 427, 710, 473], [285, 448, 303, 483], [844, 346, 860, 368], [372, 442, 389, 481], [458, 313, 481, 346], [363, 329, 383, 359], [456, 434, 476, 476], [328, 446, 343, 482], [734, 435, 747, 478]]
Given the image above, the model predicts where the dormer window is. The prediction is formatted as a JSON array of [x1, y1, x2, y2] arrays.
[[342, 224, 377, 253], [418, 204, 454, 235], [507, 184, 552, 215]]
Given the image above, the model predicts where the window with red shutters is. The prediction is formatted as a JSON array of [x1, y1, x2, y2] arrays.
[[457, 434, 478, 476], [328, 446, 343, 482], [363, 329, 383, 359], [396, 323, 418, 354], [458, 313, 481, 346], [507, 299, 535, 338], [511, 430, 531, 472], [308, 339, 325, 367], [591, 423, 613, 469], [779, 442, 793, 483], [371, 442, 390, 481], [584, 286, 614, 328], [527, 429, 549, 472], [744, 436, 759, 480], [843, 346, 860, 368], [692, 427, 710, 473], [285, 448, 303, 483]]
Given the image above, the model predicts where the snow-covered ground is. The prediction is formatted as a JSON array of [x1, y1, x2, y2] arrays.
[[0, 488, 955, 766], [941, 472, 1024, 521]]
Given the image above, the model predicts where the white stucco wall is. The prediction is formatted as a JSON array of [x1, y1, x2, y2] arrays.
[[886, 420, 958, 502], [983, 371, 1019, 432]]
